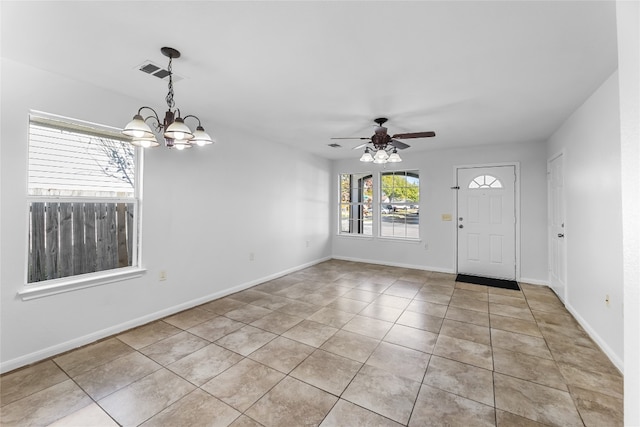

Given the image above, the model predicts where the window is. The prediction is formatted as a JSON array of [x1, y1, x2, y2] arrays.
[[338, 170, 419, 240], [380, 170, 420, 238], [339, 173, 373, 236], [468, 174, 502, 189], [27, 113, 140, 284]]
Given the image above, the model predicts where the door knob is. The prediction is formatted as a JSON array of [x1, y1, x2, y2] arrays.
[[557, 233, 564, 238], [459, 225, 464, 229]]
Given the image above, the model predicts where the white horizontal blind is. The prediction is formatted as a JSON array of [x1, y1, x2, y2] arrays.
[[28, 117, 135, 197]]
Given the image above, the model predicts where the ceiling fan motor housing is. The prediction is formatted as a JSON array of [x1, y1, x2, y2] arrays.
[[372, 125, 391, 149]]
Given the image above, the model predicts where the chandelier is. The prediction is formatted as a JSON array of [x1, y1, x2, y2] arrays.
[[122, 47, 214, 150]]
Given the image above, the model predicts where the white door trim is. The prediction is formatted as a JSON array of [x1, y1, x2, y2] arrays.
[[547, 150, 567, 302], [453, 162, 521, 280]]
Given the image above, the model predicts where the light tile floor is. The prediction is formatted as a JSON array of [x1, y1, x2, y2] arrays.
[[0, 260, 624, 426]]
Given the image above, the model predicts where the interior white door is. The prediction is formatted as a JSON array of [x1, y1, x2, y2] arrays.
[[548, 154, 566, 301], [457, 166, 516, 280]]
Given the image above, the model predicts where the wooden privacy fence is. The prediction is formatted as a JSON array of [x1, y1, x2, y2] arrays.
[[28, 202, 134, 283]]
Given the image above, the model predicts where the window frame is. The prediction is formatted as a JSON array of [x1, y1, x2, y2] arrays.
[[379, 170, 420, 240], [337, 169, 421, 241], [339, 172, 374, 237], [19, 112, 146, 300]]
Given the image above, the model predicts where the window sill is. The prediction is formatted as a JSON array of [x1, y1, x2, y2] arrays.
[[18, 267, 146, 301], [335, 234, 422, 244], [336, 234, 374, 240], [377, 236, 422, 244]]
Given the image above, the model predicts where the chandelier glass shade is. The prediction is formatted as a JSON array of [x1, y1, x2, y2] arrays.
[[362, 146, 401, 164], [359, 147, 374, 162], [373, 149, 389, 163], [387, 148, 402, 163], [122, 47, 214, 149], [129, 135, 160, 148], [359, 144, 401, 164]]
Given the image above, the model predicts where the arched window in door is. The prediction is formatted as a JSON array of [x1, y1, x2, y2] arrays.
[[468, 175, 503, 189]]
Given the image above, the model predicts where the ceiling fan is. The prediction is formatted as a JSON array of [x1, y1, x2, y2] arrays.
[[331, 117, 436, 163], [331, 117, 436, 151]]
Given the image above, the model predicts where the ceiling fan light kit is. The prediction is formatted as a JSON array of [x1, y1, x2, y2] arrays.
[[332, 117, 435, 164], [373, 148, 390, 163], [387, 148, 402, 163], [122, 47, 214, 150], [359, 147, 374, 162]]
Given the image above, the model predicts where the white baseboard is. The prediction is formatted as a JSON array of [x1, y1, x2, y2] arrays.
[[518, 277, 549, 286], [518, 278, 622, 373], [0, 256, 331, 374], [331, 255, 455, 274], [564, 302, 624, 374], [517, 278, 622, 373]]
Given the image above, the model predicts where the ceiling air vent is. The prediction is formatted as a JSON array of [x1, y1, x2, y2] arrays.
[[137, 61, 183, 83]]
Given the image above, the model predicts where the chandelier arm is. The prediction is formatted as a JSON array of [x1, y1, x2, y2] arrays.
[[137, 106, 160, 122], [182, 115, 203, 127], [143, 116, 163, 132], [136, 106, 162, 132]]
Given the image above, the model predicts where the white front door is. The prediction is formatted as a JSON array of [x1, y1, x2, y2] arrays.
[[457, 166, 516, 280], [548, 154, 566, 301]]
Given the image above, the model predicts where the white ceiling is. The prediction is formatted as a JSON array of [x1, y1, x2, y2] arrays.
[[1, 1, 619, 159]]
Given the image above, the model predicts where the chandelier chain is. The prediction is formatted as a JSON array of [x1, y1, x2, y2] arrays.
[[165, 56, 175, 110]]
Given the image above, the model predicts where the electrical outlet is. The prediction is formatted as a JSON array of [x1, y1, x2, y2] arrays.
[[159, 270, 167, 281], [249, 252, 255, 261], [306, 240, 310, 248]]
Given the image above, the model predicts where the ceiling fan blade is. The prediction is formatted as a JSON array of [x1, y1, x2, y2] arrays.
[[330, 137, 370, 140], [390, 139, 410, 150], [391, 131, 436, 139]]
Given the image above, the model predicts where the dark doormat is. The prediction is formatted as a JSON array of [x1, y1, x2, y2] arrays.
[[456, 274, 520, 291]]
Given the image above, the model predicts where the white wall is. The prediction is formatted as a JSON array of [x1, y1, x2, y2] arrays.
[[616, 0, 639, 421], [546, 71, 624, 370], [0, 59, 332, 372], [331, 141, 548, 283]]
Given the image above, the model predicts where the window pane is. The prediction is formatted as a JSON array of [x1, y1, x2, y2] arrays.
[[28, 123, 135, 197], [340, 204, 350, 232], [406, 225, 419, 239], [468, 174, 503, 189], [339, 173, 373, 236], [362, 217, 373, 236], [340, 174, 351, 203], [28, 201, 135, 283], [380, 170, 419, 238]]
